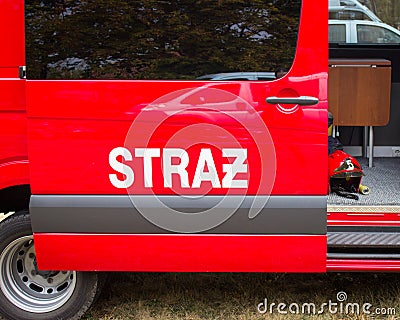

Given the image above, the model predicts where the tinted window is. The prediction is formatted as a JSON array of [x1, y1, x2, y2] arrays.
[[357, 24, 400, 43], [329, 24, 346, 43], [26, 1, 301, 80]]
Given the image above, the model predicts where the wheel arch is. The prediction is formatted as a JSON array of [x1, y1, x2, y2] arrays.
[[0, 159, 30, 215], [0, 159, 29, 190], [0, 184, 31, 216]]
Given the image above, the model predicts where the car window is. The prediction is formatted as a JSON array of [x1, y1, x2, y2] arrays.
[[357, 24, 400, 44], [26, 1, 302, 80], [329, 24, 347, 43]]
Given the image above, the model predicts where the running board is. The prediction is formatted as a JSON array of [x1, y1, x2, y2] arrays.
[[328, 232, 400, 248]]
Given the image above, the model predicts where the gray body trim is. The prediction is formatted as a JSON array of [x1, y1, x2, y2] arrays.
[[30, 195, 326, 234]]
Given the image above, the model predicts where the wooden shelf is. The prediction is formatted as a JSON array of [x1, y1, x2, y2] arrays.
[[328, 59, 391, 127]]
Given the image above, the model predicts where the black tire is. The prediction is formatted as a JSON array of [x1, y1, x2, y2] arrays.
[[0, 211, 100, 320]]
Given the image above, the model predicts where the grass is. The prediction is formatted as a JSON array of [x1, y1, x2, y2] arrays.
[[84, 272, 400, 319]]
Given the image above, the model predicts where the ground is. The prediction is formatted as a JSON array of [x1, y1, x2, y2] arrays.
[[85, 272, 400, 319]]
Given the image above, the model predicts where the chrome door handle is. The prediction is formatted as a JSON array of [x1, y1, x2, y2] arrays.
[[266, 96, 319, 106]]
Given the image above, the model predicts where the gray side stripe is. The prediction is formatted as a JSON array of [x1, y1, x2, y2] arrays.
[[30, 195, 326, 234]]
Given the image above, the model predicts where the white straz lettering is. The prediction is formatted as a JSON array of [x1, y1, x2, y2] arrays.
[[109, 147, 248, 189]]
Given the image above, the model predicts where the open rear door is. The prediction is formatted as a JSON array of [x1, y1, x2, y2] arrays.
[[27, 0, 328, 272]]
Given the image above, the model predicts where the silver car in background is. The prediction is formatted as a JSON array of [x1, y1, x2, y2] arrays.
[[329, 19, 400, 44]]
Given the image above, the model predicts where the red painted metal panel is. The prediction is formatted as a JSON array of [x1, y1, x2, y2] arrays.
[[0, 160, 29, 190], [0, 107, 29, 189], [0, 80, 26, 110], [0, 68, 20, 78], [26, 106, 325, 195], [26, 0, 328, 273], [26, 0, 328, 196], [327, 259, 400, 271], [0, 111, 28, 158], [0, 0, 28, 191], [0, 0, 25, 67], [34, 234, 327, 272]]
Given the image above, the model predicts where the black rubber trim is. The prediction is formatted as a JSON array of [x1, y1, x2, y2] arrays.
[[30, 195, 326, 234], [328, 253, 400, 260]]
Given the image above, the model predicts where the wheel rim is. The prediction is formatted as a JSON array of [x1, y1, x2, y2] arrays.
[[0, 235, 76, 313]]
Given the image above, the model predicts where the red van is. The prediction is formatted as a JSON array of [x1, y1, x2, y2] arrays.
[[1, 0, 397, 319]]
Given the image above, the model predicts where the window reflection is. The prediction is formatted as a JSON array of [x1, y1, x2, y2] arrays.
[[357, 24, 400, 43]]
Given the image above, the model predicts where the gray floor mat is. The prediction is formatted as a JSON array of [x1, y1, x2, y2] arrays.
[[328, 157, 400, 206]]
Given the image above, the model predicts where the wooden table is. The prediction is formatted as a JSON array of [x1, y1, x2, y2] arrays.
[[328, 59, 391, 167]]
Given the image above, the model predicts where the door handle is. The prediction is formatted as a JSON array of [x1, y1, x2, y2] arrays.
[[266, 96, 319, 106]]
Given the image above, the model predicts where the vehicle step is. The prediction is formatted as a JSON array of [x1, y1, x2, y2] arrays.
[[328, 232, 400, 248]]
